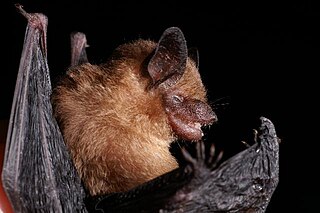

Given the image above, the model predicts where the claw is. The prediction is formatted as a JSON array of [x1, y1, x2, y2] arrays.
[[253, 129, 258, 143], [15, 3, 48, 57], [241, 140, 250, 148]]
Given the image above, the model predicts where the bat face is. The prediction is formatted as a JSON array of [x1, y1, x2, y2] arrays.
[[147, 27, 217, 141], [52, 27, 216, 195]]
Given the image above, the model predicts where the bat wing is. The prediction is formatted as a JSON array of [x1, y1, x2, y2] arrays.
[[1, 5, 87, 212], [86, 117, 279, 212]]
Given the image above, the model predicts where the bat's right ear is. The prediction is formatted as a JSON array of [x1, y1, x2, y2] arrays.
[[147, 27, 188, 88]]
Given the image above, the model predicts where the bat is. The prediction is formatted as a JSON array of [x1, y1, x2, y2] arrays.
[[1, 4, 280, 212], [51, 21, 216, 196]]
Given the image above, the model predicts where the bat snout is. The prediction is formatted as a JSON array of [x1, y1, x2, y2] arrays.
[[193, 100, 217, 126], [165, 97, 217, 141]]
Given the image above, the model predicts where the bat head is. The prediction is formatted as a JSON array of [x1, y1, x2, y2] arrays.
[[147, 27, 217, 141]]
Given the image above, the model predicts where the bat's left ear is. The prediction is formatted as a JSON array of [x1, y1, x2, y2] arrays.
[[148, 27, 188, 88]]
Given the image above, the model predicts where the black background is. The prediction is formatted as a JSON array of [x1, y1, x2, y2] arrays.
[[1, 1, 319, 212]]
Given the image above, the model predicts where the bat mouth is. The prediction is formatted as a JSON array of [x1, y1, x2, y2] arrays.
[[168, 114, 215, 141], [164, 94, 217, 141], [186, 121, 203, 139], [187, 122, 204, 140]]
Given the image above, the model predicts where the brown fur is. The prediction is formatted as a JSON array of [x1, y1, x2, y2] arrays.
[[52, 39, 209, 196]]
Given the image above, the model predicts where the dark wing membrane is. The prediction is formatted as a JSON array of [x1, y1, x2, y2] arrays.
[[162, 117, 279, 213], [1, 7, 87, 212]]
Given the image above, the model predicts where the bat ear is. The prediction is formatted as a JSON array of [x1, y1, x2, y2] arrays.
[[148, 27, 187, 88], [188, 47, 199, 69]]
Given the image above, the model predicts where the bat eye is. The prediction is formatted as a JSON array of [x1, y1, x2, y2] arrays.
[[172, 95, 183, 103]]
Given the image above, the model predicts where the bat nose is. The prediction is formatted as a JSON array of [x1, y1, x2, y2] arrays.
[[207, 110, 218, 124], [194, 101, 217, 125]]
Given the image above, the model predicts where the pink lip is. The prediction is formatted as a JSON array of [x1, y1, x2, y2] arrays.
[[168, 114, 204, 141]]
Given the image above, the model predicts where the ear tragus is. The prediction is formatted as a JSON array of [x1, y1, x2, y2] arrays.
[[147, 27, 188, 88]]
